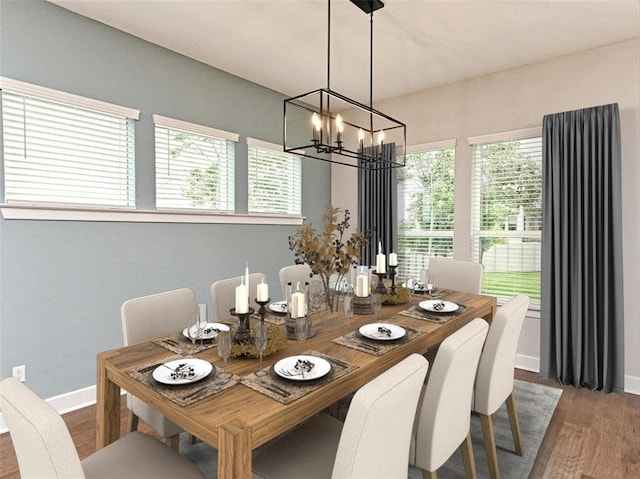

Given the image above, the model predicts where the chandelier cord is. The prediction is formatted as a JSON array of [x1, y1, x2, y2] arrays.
[[369, 10, 374, 142], [327, 0, 331, 91]]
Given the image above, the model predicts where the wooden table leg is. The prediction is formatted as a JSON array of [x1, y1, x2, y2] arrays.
[[96, 351, 121, 449], [218, 418, 252, 479]]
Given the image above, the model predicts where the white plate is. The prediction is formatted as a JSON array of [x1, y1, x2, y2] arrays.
[[359, 322, 406, 341], [182, 322, 230, 340], [152, 358, 214, 385], [418, 300, 459, 313], [273, 355, 332, 382], [268, 301, 288, 314]]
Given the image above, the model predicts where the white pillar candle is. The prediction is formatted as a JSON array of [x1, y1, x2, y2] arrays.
[[235, 280, 248, 314], [356, 274, 369, 297], [389, 252, 398, 267], [245, 264, 250, 307], [257, 279, 269, 302], [376, 241, 386, 274], [291, 291, 306, 318]]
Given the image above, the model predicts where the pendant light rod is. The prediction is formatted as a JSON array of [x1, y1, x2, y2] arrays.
[[327, 0, 331, 91], [369, 10, 374, 138]]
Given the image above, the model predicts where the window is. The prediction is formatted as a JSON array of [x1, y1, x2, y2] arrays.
[[154, 115, 237, 211], [247, 138, 301, 216], [397, 141, 456, 279], [469, 129, 542, 306], [1, 77, 138, 207]]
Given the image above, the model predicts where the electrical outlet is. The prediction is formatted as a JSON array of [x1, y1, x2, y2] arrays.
[[12, 365, 26, 382]]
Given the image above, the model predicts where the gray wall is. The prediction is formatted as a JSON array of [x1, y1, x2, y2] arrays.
[[0, 0, 331, 398]]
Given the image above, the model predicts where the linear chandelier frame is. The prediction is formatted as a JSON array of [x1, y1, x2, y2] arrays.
[[283, 0, 406, 169]]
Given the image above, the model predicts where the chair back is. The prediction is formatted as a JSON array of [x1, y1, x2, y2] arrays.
[[412, 318, 489, 472], [278, 264, 313, 301], [210, 272, 266, 321], [332, 353, 429, 479], [121, 288, 197, 345], [473, 294, 530, 415], [0, 377, 85, 479], [428, 257, 483, 294]]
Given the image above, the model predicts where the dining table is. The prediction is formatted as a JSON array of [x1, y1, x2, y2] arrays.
[[96, 290, 496, 479]]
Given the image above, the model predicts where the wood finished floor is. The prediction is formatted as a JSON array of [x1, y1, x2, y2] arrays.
[[1, 370, 638, 478]]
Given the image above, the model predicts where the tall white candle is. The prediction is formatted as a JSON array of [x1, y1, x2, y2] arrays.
[[245, 264, 250, 308], [376, 241, 386, 274], [235, 278, 248, 314], [257, 279, 269, 302], [356, 274, 369, 297], [389, 252, 398, 267]]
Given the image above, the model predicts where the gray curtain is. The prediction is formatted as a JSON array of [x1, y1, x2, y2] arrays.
[[358, 143, 397, 265], [540, 103, 624, 393]]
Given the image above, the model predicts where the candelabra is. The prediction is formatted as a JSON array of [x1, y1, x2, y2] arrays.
[[229, 307, 255, 345], [373, 270, 387, 294], [388, 265, 398, 295]]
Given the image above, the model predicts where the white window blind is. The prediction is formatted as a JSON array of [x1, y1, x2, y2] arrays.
[[1, 87, 137, 208], [397, 142, 455, 279], [247, 138, 301, 216], [470, 133, 542, 306], [154, 115, 237, 211]]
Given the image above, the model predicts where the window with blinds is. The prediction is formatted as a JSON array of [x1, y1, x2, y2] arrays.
[[154, 115, 237, 211], [247, 138, 301, 216], [470, 132, 542, 306], [1, 81, 137, 208], [397, 143, 455, 279]]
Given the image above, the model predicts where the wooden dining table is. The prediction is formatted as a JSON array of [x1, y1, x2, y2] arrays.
[[96, 290, 496, 479]]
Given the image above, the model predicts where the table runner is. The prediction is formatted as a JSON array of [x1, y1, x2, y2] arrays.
[[332, 324, 423, 355], [127, 355, 240, 406], [240, 350, 357, 404]]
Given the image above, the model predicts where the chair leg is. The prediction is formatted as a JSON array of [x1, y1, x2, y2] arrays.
[[126, 410, 139, 433], [421, 469, 437, 479], [480, 413, 499, 479], [506, 392, 524, 456], [460, 432, 478, 479], [189, 434, 198, 444], [166, 434, 180, 451]]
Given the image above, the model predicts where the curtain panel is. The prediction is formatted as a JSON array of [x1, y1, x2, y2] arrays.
[[358, 143, 398, 266], [540, 103, 624, 393]]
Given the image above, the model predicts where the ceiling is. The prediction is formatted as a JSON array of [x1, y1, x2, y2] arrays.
[[49, 0, 639, 105]]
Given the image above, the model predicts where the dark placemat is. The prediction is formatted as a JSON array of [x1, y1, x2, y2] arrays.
[[399, 303, 470, 324], [127, 356, 240, 406], [240, 350, 357, 404], [153, 333, 217, 355], [331, 324, 423, 356]]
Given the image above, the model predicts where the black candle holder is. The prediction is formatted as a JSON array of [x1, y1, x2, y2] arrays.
[[230, 307, 255, 345], [373, 271, 387, 294], [388, 265, 398, 295], [255, 298, 270, 323]]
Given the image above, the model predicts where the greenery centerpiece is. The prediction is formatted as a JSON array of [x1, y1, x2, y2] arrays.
[[288, 206, 367, 313]]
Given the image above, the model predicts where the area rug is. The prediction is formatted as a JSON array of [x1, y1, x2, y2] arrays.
[[178, 379, 562, 478]]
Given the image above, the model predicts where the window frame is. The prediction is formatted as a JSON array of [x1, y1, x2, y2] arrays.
[[468, 127, 543, 308], [246, 137, 302, 217]]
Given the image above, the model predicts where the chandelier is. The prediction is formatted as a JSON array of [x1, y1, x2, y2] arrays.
[[283, 0, 406, 169]]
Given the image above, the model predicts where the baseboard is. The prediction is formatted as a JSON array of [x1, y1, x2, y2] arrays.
[[625, 375, 640, 395], [515, 353, 540, 372]]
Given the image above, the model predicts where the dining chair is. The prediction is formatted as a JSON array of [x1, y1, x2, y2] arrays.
[[427, 257, 484, 294], [0, 377, 204, 479], [252, 353, 429, 479], [410, 317, 489, 479], [210, 272, 266, 321], [278, 264, 313, 300], [121, 287, 197, 450], [472, 294, 530, 479]]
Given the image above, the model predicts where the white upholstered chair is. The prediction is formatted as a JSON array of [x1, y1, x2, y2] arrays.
[[252, 353, 429, 479], [0, 376, 204, 479], [427, 257, 484, 294], [121, 287, 197, 450], [410, 318, 489, 479], [473, 294, 530, 479], [278, 264, 313, 300], [210, 272, 267, 321]]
